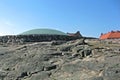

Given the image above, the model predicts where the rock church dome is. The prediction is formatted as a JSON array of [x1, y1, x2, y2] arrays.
[[20, 28, 67, 35]]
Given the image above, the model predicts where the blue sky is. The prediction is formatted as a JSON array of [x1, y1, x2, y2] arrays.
[[0, 0, 120, 37]]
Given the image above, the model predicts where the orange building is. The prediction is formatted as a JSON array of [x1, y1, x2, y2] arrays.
[[100, 31, 120, 39]]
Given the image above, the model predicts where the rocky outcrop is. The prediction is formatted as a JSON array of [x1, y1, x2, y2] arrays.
[[0, 38, 120, 80], [0, 35, 82, 44]]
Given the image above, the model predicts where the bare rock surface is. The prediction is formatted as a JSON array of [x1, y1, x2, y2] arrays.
[[0, 39, 120, 80]]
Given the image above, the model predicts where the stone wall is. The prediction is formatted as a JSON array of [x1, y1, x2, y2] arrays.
[[0, 35, 81, 44]]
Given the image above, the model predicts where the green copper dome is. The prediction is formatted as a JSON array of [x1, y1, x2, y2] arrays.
[[20, 29, 67, 35]]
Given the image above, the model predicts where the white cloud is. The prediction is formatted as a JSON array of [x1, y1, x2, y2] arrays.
[[0, 20, 16, 36]]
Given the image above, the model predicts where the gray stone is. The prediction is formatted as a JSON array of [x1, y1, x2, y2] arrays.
[[74, 38, 86, 46], [72, 45, 84, 53], [80, 49, 92, 57], [29, 72, 51, 80], [89, 77, 104, 80], [103, 67, 120, 80], [51, 41, 66, 45], [0, 38, 120, 80], [48, 52, 62, 56], [44, 65, 57, 71], [61, 63, 81, 73], [17, 71, 29, 79], [0, 71, 7, 80], [62, 52, 72, 56], [59, 45, 74, 51]]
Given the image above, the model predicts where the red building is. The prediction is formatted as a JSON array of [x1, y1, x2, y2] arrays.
[[100, 31, 120, 39]]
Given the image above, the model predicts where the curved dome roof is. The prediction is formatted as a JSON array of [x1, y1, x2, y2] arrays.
[[20, 29, 67, 35]]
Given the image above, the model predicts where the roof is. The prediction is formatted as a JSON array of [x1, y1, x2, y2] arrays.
[[20, 28, 67, 35], [67, 31, 82, 37], [100, 31, 120, 39]]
